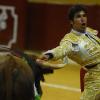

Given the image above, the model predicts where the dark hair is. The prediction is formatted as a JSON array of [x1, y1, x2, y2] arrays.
[[68, 4, 87, 21], [0, 54, 34, 100]]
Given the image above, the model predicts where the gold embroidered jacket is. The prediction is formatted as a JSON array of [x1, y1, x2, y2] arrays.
[[45, 27, 100, 66]]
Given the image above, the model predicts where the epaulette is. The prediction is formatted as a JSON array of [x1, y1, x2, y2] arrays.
[[86, 27, 98, 36]]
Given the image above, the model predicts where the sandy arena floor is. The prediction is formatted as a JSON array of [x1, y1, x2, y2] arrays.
[[41, 60, 81, 100]]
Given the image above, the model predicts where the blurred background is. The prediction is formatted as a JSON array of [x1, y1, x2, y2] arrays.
[[0, 0, 100, 50], [0, 0, 100, 100]]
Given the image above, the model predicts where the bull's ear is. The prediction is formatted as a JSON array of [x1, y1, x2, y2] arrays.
[[24, 51, 41, 60]]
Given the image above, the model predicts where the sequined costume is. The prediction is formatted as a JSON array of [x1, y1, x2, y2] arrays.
[[44, 27, 100, 100]]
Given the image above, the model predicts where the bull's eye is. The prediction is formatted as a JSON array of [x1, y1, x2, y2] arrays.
[[0, 9, 2, 14]]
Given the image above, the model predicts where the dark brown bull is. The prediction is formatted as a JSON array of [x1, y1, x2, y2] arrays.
[[11, 49, 54, 97], [0, 47, 54, 100], [0, 52, 34, 100]]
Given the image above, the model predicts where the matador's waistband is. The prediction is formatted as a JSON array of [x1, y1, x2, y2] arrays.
[[85, 62, 100, 69]]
